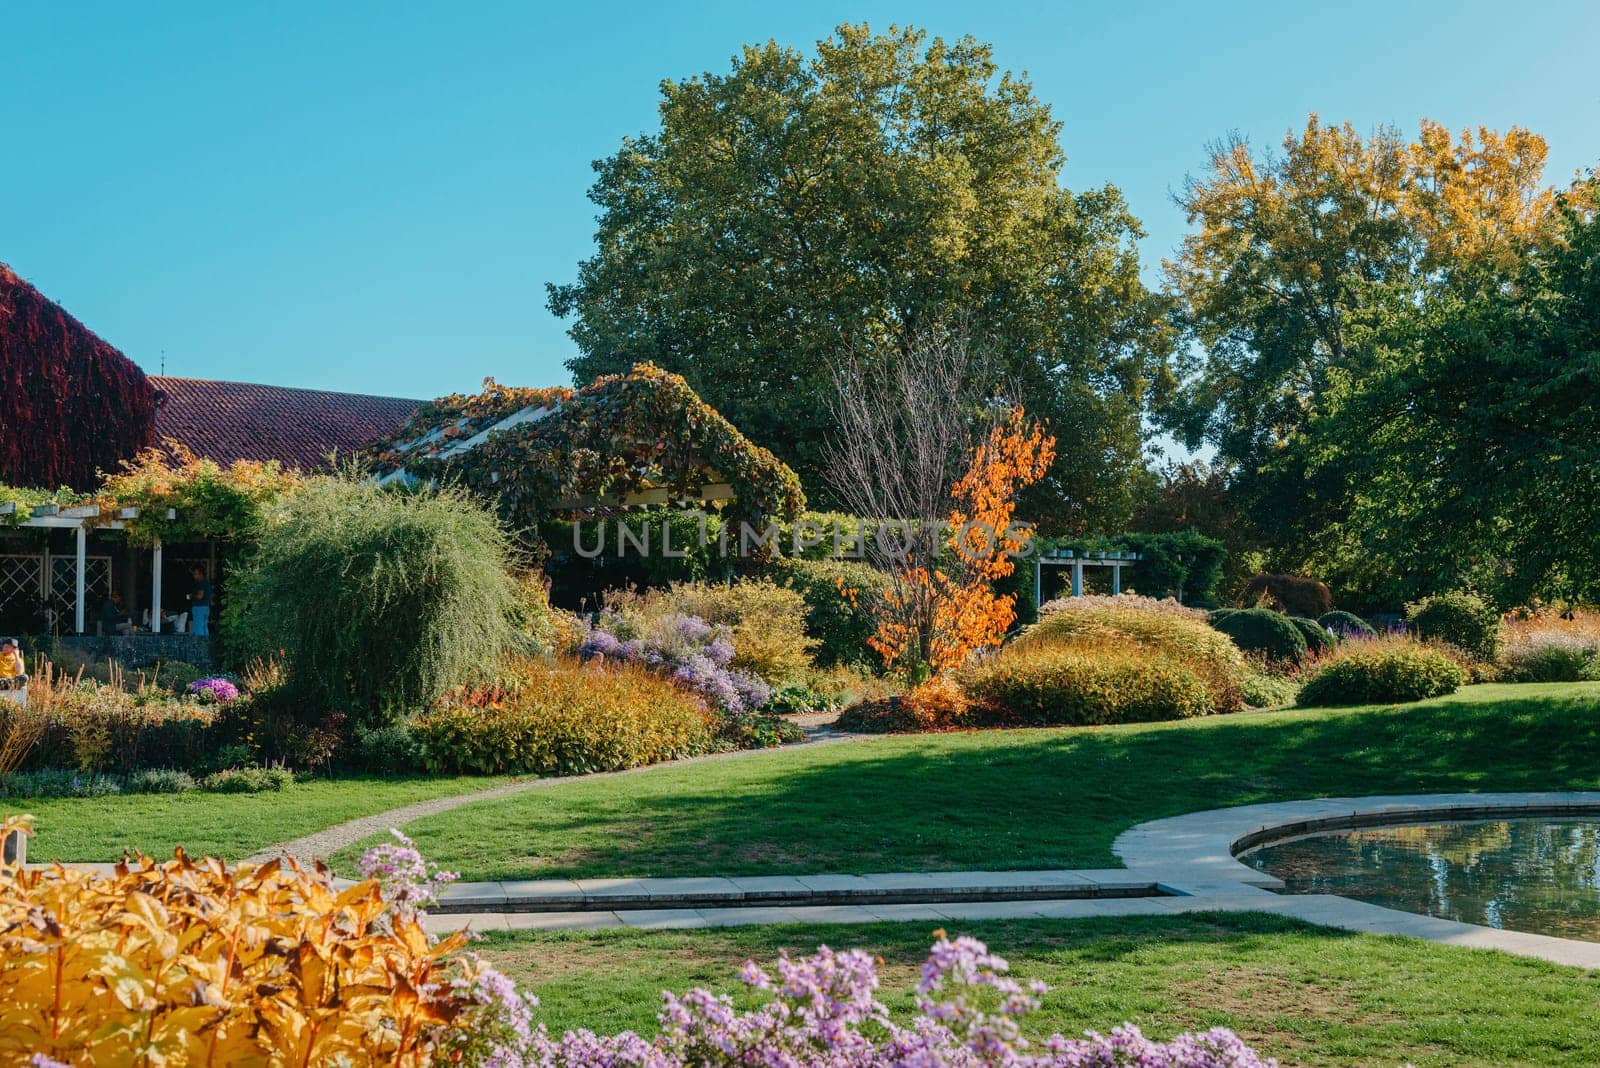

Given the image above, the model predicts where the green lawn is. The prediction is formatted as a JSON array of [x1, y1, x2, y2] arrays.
[[337, 682, 1600, 880], [477, 913, 1600, 1067], [11, 774, 510, 862]]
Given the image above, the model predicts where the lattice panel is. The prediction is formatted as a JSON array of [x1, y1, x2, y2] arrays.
[[50, 556, 111, 616], [0, 555, 43, 613]]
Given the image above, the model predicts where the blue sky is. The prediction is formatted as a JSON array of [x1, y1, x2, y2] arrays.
[[6, 1, 1596, 400]]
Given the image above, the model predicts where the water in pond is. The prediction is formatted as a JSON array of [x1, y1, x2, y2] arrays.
[[1243, 819, 1600, 941]]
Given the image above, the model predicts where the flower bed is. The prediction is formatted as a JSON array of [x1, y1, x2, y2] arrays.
[[0, 813, 1273, 1067]]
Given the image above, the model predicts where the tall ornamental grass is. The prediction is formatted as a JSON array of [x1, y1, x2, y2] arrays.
[[1499, 609, 1600, 682], [227, 478, 521, 725]]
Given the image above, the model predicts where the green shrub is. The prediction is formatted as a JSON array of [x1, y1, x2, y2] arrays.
[[1209, 608, 1307, 663], [960, 647, 1211, 726], [1405, 590, 1501, 661], [761, 684, 843, 716], [201, 766, 295, 793], [1288, 616, 1334, 655], [1318, 610, 1375, 639], [226, 477, 522, 726], [767, 557, 888, 669], [412, 658, 715, 776], [148, 660, 207, 695], [1296, 638, 1466, 706], [1241, 671, 1300, 708], [351, 722, 427, 772], [127, 768, 197, 794], [1019, 600, 1246, 713]]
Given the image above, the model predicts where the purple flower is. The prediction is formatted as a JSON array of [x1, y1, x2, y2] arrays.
[[440, 928, 1275, 1067], [188, 677, 239, 703], [357, 828, 458, 919]]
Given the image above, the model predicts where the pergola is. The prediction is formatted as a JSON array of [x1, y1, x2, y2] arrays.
[[1032, 548, 1144, 605], [0, 500, 184, 635]]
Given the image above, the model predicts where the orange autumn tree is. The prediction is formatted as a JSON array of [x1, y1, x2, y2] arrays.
[[866, 407, 1055, 674]]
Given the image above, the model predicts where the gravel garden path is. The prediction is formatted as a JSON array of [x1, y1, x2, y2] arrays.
[[247, 716, 855, 866]]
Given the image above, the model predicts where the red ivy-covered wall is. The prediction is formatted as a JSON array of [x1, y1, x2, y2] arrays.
[[0, 263, 157, 490]]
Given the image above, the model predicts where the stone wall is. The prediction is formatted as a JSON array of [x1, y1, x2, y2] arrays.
[[53, 634, 215, 671]]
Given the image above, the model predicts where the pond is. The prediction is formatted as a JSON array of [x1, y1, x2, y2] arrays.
[[1242, 818, 1600, 942]]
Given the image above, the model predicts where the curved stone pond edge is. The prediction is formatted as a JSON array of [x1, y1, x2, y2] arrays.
[[411, 793, 1600, 970], [1108, 791, 1600, 970]]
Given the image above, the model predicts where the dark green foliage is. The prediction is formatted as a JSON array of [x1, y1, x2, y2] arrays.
[[1405, 590, 1501, 661], [351, 723, 427, 773], [766, 557, 888, 668], [1209, 608, 1307, 662], [1318, 610, 1375, 639], [226, 478, 522, 726], [995, 558, 1038, 628], [1297, 642, 1466, 706], [541, 510, 736, 609], [1246, 574, 1333, 618], [1288, 616, 1334, 654], [1043, 531, 1228, 607]]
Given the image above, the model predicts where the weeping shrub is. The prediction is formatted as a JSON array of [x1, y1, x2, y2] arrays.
[[226, 478, 521, 726]]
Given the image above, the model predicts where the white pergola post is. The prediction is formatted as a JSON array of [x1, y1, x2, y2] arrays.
[[151, 539, 163, 634], [1111, 560, 1122, 596], [1032, 555, 1042, 611], [74, 524, 87, 634], [1071, 560, 1084, 597]]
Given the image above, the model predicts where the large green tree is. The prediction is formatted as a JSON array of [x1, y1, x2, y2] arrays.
[[1161, 115, 1560, 589], [1306, 179, 1600, 607], [549, 24, 1171, 532]]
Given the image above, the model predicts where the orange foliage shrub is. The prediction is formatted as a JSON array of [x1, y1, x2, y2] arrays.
[[870, 408, 1055, 674], [0, 816, 471, 1067]]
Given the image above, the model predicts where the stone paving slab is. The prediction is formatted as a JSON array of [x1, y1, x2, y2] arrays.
[[432, 867, 1161, 914]]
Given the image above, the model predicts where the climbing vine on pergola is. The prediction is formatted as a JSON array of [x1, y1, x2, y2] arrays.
[[367, 363, 805, 531]]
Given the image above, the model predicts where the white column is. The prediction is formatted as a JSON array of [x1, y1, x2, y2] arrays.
[[1071, 560, 1084, 597], [151, 539, 163, 634], [1032, 556, 1041, 612], [74, 524, 87, 634], [1111, 561, 1122, 596]]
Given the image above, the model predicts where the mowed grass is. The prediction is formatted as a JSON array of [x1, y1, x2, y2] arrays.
[[13, 775, 511, 862], [338, 682, 1600, 879], [477, 913, 1600, 1067]]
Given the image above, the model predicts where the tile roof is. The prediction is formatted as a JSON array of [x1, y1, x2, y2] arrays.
[[149, 376, 422, 471]]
